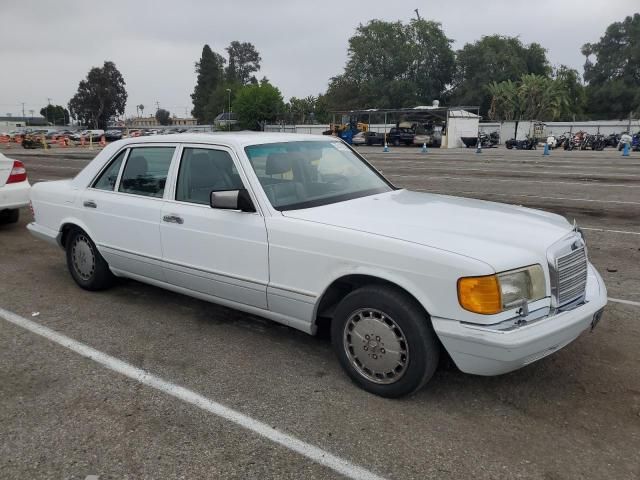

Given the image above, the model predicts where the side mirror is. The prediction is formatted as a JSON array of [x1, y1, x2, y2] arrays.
[[210, 189, 255, 212]]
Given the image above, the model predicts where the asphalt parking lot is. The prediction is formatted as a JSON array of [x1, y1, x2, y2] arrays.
[[1, 144, 639, 479]]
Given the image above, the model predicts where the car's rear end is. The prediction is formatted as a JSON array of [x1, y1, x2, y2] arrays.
[[0, 153, 31, 224]]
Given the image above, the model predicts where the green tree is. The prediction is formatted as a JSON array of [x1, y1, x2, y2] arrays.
[[40, 104, 70, 125], [325, 19, 455, 110], [68, 61, 127, 129], [203, 81, 241, 122], [553, 65, 586, 120], [582, 13, 640, 118], [155, 108, 172, 126], [191, 45, 226, 123], [225, 41, 261, 85], [287, 95, 319, 124], [488, 74, 568, 138], [452, 35, 551, 115], [234, 79, 284, 130]]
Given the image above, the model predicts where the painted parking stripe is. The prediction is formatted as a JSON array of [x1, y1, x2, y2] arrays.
[[581, 227, 640, 236], [0, 307, 386, 480], [390, 174, 640, 188], [609, 298, 640, 307], [418, 189, 640, 206], [381, 165, 640, 178]]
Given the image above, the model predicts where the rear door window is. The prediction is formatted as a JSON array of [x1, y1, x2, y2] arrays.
[[92, 149, 127, 191], [118, 147, 175, 198]]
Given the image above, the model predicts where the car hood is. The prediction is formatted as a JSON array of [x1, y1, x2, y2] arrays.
[[282, 189, 574, 272]]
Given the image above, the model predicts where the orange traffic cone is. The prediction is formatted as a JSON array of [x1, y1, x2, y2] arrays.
[[99, 135, 106, 147], [58, 137, 66, 147], [80, 135, 85, 147]]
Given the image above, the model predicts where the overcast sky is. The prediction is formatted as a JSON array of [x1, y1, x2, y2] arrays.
[[1, 0, 636, 119]]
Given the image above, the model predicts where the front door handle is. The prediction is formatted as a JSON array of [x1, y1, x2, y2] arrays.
[[83, 200, 97, 208], [162, 214, 184, 224]]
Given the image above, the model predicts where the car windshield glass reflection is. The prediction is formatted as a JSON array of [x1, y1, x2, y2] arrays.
[[245, 141, 392, 210]]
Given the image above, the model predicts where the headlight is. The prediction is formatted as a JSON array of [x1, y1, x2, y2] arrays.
[[458, 265, 546, 315]]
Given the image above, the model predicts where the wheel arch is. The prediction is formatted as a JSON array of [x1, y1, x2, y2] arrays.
[[313, 273, 434, 335], [58, 218, 95, 249]]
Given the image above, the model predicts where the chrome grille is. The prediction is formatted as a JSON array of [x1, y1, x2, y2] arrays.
[[555, 247, 588, 306]]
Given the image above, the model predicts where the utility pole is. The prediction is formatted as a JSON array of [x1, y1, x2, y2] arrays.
[[226, 88, 232, 132], [47, 97, 52, 125], [155, 101, 160, 111], [414, 8, 421, 20], [21, 102, 25, 124]]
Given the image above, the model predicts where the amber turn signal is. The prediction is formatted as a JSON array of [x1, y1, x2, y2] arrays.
[[457, 275, 502, 314]]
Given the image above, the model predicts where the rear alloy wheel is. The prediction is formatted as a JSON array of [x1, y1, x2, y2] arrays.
[[66, 229, 115, 290], [332, 285, 440, 398]]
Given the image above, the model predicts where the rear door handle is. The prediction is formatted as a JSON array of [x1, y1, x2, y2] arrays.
[[83, 200, 97, 208], [162, 214, 184, 224]]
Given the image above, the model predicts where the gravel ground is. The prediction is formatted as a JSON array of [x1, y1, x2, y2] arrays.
[[1, 144, 638, 480]]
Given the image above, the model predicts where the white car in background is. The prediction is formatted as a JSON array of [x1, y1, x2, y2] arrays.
[[27, 133, 607, 397], [0, 153, 30, 224]]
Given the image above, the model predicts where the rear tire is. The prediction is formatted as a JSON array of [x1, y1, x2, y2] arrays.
[[66, 228, 115, 290], [0, 209, 19, 224], [331, 285, 440, 398]]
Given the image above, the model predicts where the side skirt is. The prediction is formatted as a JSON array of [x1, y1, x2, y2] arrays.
[[109, 268, 315, 335]]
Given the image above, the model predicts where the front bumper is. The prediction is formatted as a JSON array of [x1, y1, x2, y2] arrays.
[[432, 263, 607, 376], [0, 180, 30, 210]]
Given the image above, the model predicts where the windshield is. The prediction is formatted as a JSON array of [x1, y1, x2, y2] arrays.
[[245, 140, 393, 210]]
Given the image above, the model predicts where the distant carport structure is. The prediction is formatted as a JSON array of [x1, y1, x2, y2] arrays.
[[330, 105, 480, 148]]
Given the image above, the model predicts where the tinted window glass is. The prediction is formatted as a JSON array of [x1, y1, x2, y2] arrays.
[[176, 148, 244, 205], [118, 147, 175, 198], [93, 149, 127, 191], [245, 141, 391, 210]]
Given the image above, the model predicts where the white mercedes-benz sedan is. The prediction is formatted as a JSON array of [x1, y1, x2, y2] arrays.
[[28, 133, 607, 397], [0, 152, 30, 224]]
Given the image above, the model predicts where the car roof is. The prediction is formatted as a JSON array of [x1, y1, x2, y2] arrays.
[[118, 132, 339, 149]]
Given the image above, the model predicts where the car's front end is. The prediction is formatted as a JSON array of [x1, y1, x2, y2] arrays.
[[432, 229, 607, 375]]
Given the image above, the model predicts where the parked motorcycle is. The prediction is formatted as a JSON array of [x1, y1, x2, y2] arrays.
[[605, 133, 621, 148], [505, 135, 538, 150], [564, 131, 586, 151], [554, 132, 571, 149]]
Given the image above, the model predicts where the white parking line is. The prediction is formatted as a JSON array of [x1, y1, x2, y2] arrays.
[[390, 174, 640, 188], [386, 165, 640, 178], [0, 307, 386, 480], [609, 298, 640, 307], [418, 189, 640, 205], [582, 227, 640, 236], [24, 163, 84, 170]]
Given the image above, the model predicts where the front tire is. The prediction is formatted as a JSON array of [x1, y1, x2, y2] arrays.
[[66, 229, 115, 290], [331, 285, 440, 398]]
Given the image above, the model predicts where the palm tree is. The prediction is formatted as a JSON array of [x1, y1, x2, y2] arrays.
[[488, 74, 570, 139]]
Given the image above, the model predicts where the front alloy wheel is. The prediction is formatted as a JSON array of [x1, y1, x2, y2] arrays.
[[332, 285, 440, 398], [343, 308, 409, 384]]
